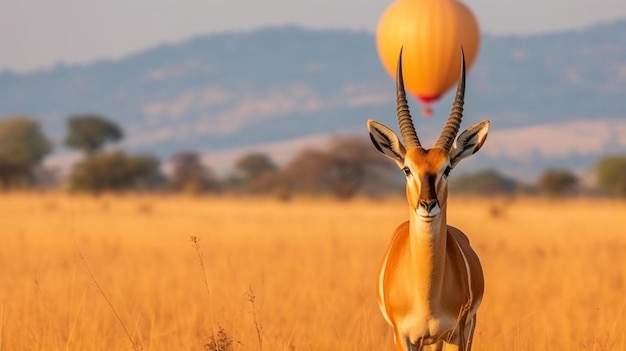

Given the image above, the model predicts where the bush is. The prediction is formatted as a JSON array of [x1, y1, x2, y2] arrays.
[[537, 168, 579, 196], [68, 151, 163, 193], [168, 152, 220, 194], [281, 136, 393, 200], [450, 169, 520, 195], [595, 155, 626, 197]]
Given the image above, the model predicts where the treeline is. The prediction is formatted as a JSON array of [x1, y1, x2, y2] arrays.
[[0, 114, 398, 199], [1, 114, 626, 199], [451, 165, 626, 198]]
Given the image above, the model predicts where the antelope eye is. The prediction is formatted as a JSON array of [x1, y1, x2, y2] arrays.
[[402, 167, 411, 176], [443, 166, 452, 178]]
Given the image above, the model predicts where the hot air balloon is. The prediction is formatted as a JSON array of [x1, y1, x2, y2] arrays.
[[376, 0, 480, 117]]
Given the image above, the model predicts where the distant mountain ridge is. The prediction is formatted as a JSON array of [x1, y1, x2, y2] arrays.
[[2, 21, 626, 179]]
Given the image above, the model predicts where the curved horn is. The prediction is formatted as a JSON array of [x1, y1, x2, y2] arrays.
[[435, 46, 466, 152], [396, 48, 421, 149]]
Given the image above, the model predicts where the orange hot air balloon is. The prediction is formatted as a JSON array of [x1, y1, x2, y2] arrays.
[[376, 0, 480, 117]]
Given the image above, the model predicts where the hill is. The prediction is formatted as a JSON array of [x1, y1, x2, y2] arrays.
[[2, 21, 626, 179]]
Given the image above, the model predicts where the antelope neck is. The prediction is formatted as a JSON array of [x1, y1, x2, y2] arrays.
[[408, 207, 448, 305]]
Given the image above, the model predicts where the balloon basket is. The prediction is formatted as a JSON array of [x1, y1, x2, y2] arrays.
[[422, 106, 433, 118]]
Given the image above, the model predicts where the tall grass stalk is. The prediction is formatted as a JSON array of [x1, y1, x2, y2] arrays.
[[246, 286, 264, 351], [64, 288, 87, 351], [190, 235, 219, 351], [78, 252, 139, 351]]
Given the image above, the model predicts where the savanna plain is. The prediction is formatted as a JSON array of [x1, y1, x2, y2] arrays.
[[0, 193, 624, 351]]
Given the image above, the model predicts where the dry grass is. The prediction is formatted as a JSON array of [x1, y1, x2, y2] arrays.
[[0, 193, 624, 350]]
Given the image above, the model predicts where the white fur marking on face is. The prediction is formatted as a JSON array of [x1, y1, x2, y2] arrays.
[[416, 203, 441, 218], [412, 209, 444, 235]]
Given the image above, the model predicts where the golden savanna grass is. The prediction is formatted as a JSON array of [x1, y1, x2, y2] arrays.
[[0, 193, 625, 350]]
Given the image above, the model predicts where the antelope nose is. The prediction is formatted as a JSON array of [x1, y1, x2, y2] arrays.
[[419, 199, 439, 213]]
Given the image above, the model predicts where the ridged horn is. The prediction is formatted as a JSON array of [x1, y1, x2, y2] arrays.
[[435, 46, 466, 152], [396, 48, 421, 149]]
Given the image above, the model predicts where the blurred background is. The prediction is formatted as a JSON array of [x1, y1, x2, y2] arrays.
[[1, 0, 626, 198], [2, 2, 626, 350]]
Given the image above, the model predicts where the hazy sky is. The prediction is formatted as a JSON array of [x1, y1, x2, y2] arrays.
[[1, 0, 625, 72]]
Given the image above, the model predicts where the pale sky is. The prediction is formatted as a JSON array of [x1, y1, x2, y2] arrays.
[[1, 0, 626, 73]]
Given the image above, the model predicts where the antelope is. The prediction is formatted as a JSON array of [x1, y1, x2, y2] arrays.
[[367, 48, 489, 351]]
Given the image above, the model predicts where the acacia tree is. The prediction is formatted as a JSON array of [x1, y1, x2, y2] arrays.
[[0, 116, 52, 189], [64, 114, 123, 156], [64, 114, 166, 193]]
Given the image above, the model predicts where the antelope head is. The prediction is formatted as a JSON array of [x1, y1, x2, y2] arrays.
[[367, 48, 489, 223]]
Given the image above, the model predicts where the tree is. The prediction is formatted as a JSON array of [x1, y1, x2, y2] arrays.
[[0, 116, 52, 189], [64, 114, 123, 156], [323, 136, 382, 199], [282, 136, 392, 199], [234, 153, 277, 181], [595, 155, 626, 197], [68, 151, 163, 193], [537, 168, 579, 196], [233, 152, 279, 194], [168, 151, 220, 194], [450, 169, 519, 195], [281, 148, 329, 195]]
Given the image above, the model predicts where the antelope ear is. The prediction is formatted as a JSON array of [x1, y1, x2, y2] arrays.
[[449, 120, 490, 168], [367, 119, 406, 168]]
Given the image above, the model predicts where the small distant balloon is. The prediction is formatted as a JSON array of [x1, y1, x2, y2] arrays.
[[376, 0, 481, 117]]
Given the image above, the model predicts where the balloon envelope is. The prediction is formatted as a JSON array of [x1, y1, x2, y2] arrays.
[[376, 0, 480, 115]]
